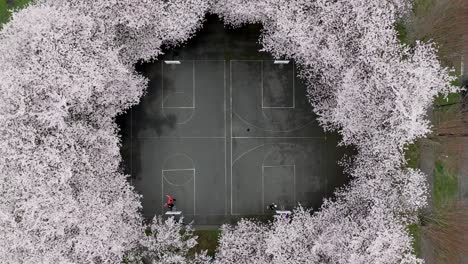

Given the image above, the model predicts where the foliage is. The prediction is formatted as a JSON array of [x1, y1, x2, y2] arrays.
[[395, 20, 409, 44], [407, 158, 459, 257], [213, 0, 457, 262], [0, 0, 32, 25], [124, 216, 211, 264], [397, 0, 463, 257], [0, 0, 209, 262], [405, 0, 464, 71], [421, 200, 468, 264], [190, 230, 221, 257], [407, 224, 422, 257], [0, 0, 458, 262], [433, 160, 458, 209], [215, 219, 271, 264], [433, 92, 460, 107], [404, 142, 421, 169], [0, 4, 145, 262]]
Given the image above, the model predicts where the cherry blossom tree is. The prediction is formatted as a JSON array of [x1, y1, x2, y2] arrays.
[[212, 0, 457, 263], [0, 0, 458, 262], [41, 0, 210, 64], [0, 0, 209, 262], [215, 219, 271, 264], [124, 216, 211, 264], [0, 4, 143, 262], [262, 206, 421, 264]]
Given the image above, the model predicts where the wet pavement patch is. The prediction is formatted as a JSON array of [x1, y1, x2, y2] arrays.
[[117, 15, 351, 225]]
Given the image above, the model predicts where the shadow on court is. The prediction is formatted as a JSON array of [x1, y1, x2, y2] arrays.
[[116, 14, 353, 226]]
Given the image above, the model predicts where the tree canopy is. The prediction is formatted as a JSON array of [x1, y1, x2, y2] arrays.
[[0, 0, 457, 263]]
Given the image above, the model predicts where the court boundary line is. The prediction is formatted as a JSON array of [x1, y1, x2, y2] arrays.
[[160, 60, 197, 125], [261, 164, 296, 214], [162, 168, 196, 215], [132, 59, 327, 218], [233, 111, 318, 133], [161, 60, 196, 109], [162, 106, 195, 109], [162, 153, 196, 169], [159, 60, 226, 216], [224, 60, 228, 216], [230, 59, 318, 133], [230, 60, 233, 215], [233, 136, 326, 139], [261, 60, 296, 109], [262, 165, 296, 167], [135, 136, 325, 139], [230, 142, 300, 215], [161, 107, 196, 125], [262, 106, 295, 109], [161, 60, 164, 108], [162, 168, 196, 172], [130, 105, 133, 185], [137, 136, 225, 139], [193, 60, 196, 108], [229, 60, 314, 216]]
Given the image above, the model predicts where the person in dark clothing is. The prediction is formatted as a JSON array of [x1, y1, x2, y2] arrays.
[[267, 202, 278, 211]]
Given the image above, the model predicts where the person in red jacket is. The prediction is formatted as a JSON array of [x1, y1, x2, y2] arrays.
[[164, 195, 176, 211]]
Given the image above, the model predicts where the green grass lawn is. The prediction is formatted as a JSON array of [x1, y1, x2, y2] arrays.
[[434, 91, 461, 107], [407, 224, 422, 257], [404, 141, 422, 256], [433, 160, 458, 209], [0, 0, 32, 26], [404, 142, 421, 169], [190, 230, 221, 258], [399, 0, 463, 257], [395, 0, 433, 45], [407, 160, 459, 257]]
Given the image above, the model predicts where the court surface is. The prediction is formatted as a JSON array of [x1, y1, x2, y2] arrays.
[[116, 15, 350, 226], [118, 59, 350, 225]]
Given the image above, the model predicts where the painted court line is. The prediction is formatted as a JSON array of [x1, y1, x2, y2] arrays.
[[229, 60, 306, 214], [230, 142, 298, 215], [161, 60, 196, 109], [161, 60, 164, 108], [261, 60, 263, 109], [193, 60, 196, 108], [294, 165, 296, 205], [130, 107, 133, 185], [126, 59, 315, 218], [230, 60, 233, 215], [262, 165, 264, 214], [161, 168, 196, 215], [224, 60, 228, 216], [262, 165, 295, 168], [137, 136, 225, 139], [233, 111, 317, 133], [261, 164, 296, 213], [139, 59, 313, 217], [233, 136, 325, 139], [262, 106, 295, 109], [293, 63, 295, 108], [194, 167, 196, 215], [162, 168, 195, 172], [262, 60, 295, 109], [231, 59, 295, 109], [162, 106, 195, 109]]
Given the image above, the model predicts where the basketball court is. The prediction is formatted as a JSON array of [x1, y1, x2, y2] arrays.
[[122, 59, 348, 225]]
